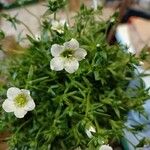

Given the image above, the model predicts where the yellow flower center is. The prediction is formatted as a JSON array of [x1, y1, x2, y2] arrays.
[[62, 49, 74, 58], [14, 94, 28, 107]]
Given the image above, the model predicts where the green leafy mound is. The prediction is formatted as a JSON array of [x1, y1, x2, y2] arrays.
[[0, 4, 149, 150]]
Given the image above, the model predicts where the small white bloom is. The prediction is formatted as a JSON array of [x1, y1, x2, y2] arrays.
[[35, 33, 41, 41], [139, 61, 144, 65], [50, 38, 87, 73], [99, 145, 113, 150], [85, 126, 96, 138], [92, 0, 98, 10], [51, 20, 67, 34], [96, 44, 100, 47], [2, 87, 35, 118]]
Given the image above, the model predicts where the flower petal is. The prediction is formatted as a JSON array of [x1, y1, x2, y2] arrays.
[[14, 109, 27, 118], [21, 89, 30, 95], [59, 20, 66, 25], [51, 20, 59, 28], [25, 98, 35, 111], [57, 29, 64, 34], [60, 20, 68, 28], [99, 145, 113, 150], [64, 39, 79, 50], [50, 57, 64, 71], [88, 126, 96, 133], [51, 44, 64, 57], [85, 129, 93, 138], [7, 87, 21, 99], [2, 99, 15, 112], [51, 20, 65, 34], [64, 58, 79, 73], [74, 48, 87, 61]]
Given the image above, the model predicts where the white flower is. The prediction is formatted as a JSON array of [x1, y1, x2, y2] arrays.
[[99, 145, 113, 150], [92, 0, 98, 10], [50, 38, 87, 73], [2, 87, 35, 118], [35, 33, 41, 41], [96, 44, 100, 47], [51, 20, 67, 34], [85, 126, 96, 138]]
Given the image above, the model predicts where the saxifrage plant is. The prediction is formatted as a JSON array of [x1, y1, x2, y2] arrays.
[[0, 0, 150, 149]]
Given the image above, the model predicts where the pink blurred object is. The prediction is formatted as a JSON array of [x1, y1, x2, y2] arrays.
[[0, 0, 16, 6]]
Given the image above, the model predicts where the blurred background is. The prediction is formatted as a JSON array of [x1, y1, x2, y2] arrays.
[[0, 0, 150, 51]]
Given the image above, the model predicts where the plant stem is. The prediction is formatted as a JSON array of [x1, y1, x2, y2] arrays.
[[24, 7, 40, 23], [85, 91, 90, 117], [15, 119, 31, 134], [54, 12, 56, 20], [94, 118, 100, 131], [19, 20, 35, 37], [65, 4, 70, 26]]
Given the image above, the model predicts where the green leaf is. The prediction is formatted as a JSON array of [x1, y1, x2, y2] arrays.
[[0, 29, 5, 40]]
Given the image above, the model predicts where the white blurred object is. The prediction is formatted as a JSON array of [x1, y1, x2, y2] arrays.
[[116, 24, 150, 95], [51, 20, 67, 34], [92, 0, 104, 10], [93, 0, 98, 10], [85, 126, 96, 138], [116, 24, 135, 54], [116, 22, 150, 150], [139, 0, 150, 10]]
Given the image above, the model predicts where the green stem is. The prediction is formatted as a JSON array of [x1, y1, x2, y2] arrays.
[[60, 141, 67, 150], [23, 6, 42, 33], [94, 118, 100, 131], [54, 12, 57, 20], [19, 20, 35, 37], [24, 7, 40, 23], [15, 119, 31, 134], [85, 91, 90, 117], [65, 4, 70, 26]]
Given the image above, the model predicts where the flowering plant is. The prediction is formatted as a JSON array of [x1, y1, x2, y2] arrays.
[[0, 1, 149, 149]]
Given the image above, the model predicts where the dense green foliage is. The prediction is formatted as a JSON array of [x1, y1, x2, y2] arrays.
[[0, 3, 149, 150]]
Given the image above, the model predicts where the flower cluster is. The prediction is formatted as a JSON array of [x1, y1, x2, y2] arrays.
[[2, 39, 86, 118]]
